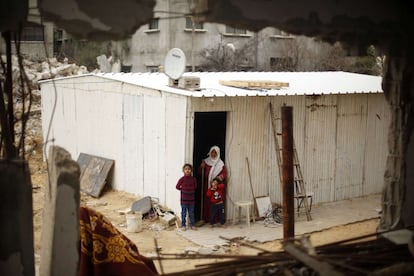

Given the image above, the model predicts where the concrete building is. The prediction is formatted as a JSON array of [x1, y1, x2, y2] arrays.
[[0, 6, 55, 59], [1, 0, 335, 73], [40, 71, 389, 219], [118, 0, 326, 72]]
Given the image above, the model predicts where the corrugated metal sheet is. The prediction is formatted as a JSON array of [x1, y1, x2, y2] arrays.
[[268, 96, 308, 205], [364, 94, 390, 194], [335, 94, 368, 201], [122, 93, 144, 195], [303, 96, 337, 203], [164, 95, 188, 211]]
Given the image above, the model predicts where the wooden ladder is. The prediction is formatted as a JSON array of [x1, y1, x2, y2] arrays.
[[269, 103, 312, 221]]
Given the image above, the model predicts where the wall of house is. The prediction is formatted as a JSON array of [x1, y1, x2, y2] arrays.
[[127, 0, 230, 72], [189, 93, 390, 218], [40, 75, 188, 215]]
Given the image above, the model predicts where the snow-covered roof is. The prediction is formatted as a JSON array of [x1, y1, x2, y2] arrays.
[[43, 71, 383, 97]]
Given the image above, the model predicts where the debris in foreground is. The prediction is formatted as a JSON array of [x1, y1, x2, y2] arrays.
[[150, 227, 414, 275]]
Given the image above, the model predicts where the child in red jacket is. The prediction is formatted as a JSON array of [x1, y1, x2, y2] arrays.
[[206, 178, 226, 227]]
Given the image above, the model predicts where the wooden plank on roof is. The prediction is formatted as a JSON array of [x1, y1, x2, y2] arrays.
[[219, 80, 289, 89]]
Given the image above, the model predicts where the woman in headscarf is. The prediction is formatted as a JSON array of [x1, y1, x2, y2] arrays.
[[199, 145, 227, 223]]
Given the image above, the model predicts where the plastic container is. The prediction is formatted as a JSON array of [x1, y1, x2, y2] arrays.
[[126, 212, 142, 232]]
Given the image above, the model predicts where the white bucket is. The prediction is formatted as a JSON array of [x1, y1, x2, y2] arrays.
[[126, 212, 142, 233]]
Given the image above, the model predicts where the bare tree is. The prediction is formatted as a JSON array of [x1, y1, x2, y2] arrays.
[[270, 38, 304, 71], [310, 41, 348, 71], [279, 39, 382, 75], [198, 34, 381, 75], [269, 37, 348, 72], [0, 31, 33, 159], [199, 40, 256, 71]]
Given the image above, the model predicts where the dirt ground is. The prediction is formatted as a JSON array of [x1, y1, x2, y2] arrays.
[[28, 140, 380, 274]]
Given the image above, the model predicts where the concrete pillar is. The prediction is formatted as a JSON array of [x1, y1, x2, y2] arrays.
[[0, 160, 35, 276], [39, 146, 80, 276], [379, 48, 414, 230]]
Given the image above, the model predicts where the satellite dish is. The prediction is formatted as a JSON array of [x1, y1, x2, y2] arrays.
[[164, 48, 186, 80]]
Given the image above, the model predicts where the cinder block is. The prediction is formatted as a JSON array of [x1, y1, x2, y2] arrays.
[[159, 212, 176, 226]]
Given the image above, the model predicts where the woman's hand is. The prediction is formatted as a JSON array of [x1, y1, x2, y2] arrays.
[[200, 160, 206, 169]]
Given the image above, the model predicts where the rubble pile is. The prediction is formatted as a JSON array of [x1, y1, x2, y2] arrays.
[[1, 55, 90, 157]]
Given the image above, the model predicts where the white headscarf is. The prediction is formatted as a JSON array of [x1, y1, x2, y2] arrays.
[[204, 145, 225, 186]]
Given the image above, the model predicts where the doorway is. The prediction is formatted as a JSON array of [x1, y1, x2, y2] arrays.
[[193, 112, 227, 222]]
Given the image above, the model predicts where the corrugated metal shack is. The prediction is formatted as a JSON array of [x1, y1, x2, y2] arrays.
[[40, 71, 390, 218]]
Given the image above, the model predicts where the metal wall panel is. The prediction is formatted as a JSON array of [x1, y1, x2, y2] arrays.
[[364, 94, 390, 194], [269, 96, 308, 206], [122, 93, 144, 195], [164, 95, 188, 213], [142, 94, 164, 199], [335, 94, 368, 200], [139, 93, 188, 215], [41, 80, 78, 158], [303, 95, 338, 203], [226, 97, 272, 218], [73, 80, 125, 190]]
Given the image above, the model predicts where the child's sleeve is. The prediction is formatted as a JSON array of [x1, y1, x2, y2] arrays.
[[176, 178, 182, 190]]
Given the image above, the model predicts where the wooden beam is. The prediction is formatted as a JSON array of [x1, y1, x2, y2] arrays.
[[219, 80, 289, 89]]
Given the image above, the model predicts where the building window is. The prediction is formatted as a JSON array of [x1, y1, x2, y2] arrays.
[[185, 65, 202, 72], [270, 29, 295, 39], [185, 17, 203, 30], [145, 18, 160, 33], [275, 29, 289, 36], [147, 66, 160, 73], [148, 18, 159, 30], [270, 57, 294, 71], [21, 22, 44, 41], [54, 29, 63, 41], [225, 26, 247, 35], [121, 65, 132, 73]]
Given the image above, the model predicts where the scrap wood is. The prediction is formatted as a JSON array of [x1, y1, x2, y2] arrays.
[[284, 241, 344, 276], [77, 153, 114, 198], [219, 79, 289, 89], [219, 236, 272, 254], [150, 229, 414, 275]]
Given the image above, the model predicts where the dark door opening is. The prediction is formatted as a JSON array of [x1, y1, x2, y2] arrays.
[[193, 112, 227, 222]]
